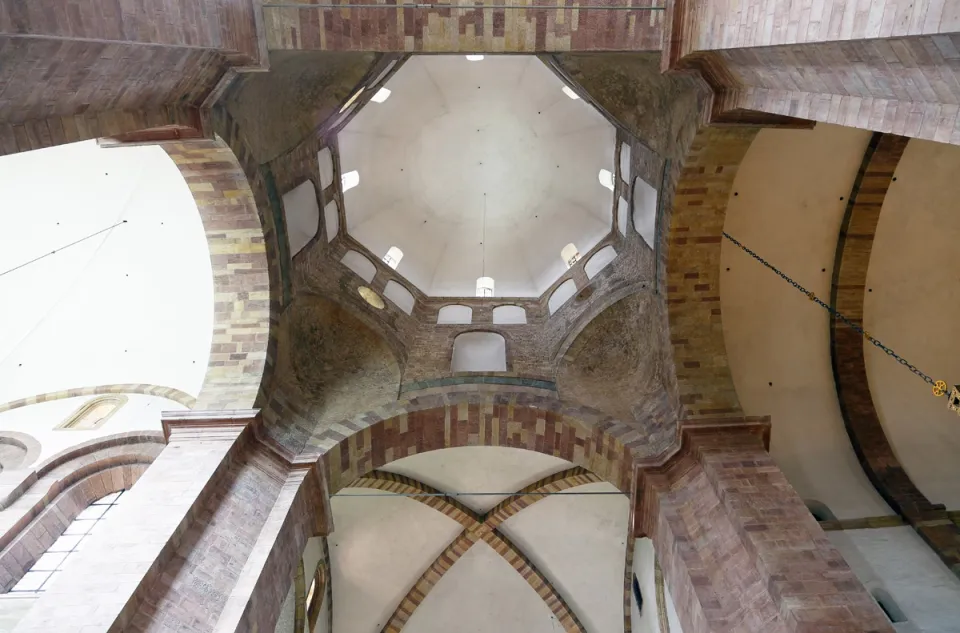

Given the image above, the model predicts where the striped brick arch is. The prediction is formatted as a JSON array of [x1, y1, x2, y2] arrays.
[[830, 132, 960, 577], [662, 126, 758, 420], [162, 141, 273, 411], [347, 468, 602, 633], [312, 389, 650, 496]]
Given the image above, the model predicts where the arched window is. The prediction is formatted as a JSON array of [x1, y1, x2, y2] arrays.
[[452, 332, 506, 372], [598, 169, 615, 191], [339, 88, 365, 113], [306, 563, 326, 631], [492, 305, 526, 325], [341, 170, 360, 193], [371, 87, 391, 103], [548, 279, 578, 315], [383, 280, 415, 315], [341, 250, 376, 283], [476, 276, 495, 298], [437, 304, 473, 325], [584, 245, 617, 279], [561, 243, 581, 268], [11, 490, 126, 592], [56, 395, 127, 430], [281, 180, 320, 256], [383, 246, 403, 269], [562, 85, 580, 100]]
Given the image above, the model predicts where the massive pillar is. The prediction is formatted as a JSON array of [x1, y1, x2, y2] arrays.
[[635, 419, 894, 633], [665, 0, 960, 144], [12, 411, 327, 633]]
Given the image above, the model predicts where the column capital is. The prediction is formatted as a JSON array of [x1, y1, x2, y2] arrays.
[[161, 408, 258, 443]]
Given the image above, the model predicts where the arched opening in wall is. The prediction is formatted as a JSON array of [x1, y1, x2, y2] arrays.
[[383, 281, 415, 315], [318, 148, 334, 188], [281, 180, 320, 256], [341, 250, 377, 283], [871, 588, 907, 623], [341, 170, 360, 193], [10, 490, 127, 592], [306, 563, 325, 631], [437, 304, 473, 325], [56, 395, 127, 430], [476, 276, 495, 298], [598, 169, 615, 192], [632, 177, 658, 249], [561, 243, 581, 268], [383, 246, 403, 269], [371, 87, 391, 103], [492, 305, 526, 325], [584, 245, 617, 279], [548, 279, 578, 315], [617, 196, 629, 236], [324, 200, 339, 242], [619, 144, 631, 182], [451, 332, 506, 372], [804, 499, 837, 522]]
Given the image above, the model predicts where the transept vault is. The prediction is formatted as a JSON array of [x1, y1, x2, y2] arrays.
[[0, 2, 959, 633]]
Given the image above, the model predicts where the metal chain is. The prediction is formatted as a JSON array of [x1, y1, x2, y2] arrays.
[[722, 232, 938, 387]]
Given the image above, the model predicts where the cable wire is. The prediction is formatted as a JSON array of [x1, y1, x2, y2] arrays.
[[0, 220, 128, 279]]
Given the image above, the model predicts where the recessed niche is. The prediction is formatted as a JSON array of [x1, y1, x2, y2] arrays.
[[383, 281, 414, 315], [452, 332, 506, 372]]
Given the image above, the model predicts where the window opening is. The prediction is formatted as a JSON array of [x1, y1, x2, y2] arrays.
[[598, 169, 615, 191], [56, 395, 127, 430], [371, 87, 391, 103], [11, 490, 127, 593], [465, 55, 484, 61], [341, 170, 360, 193], [871, 589, 907, 623], [383, 246, 403, 269], [561, 243, 581, 268], [562, 86, 580, 100]]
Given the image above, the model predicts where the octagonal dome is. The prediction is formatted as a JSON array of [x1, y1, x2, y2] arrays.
[[339, 55, 616, 297]]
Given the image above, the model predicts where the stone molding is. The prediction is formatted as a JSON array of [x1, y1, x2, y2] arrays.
[[0, 384, 196, 414]]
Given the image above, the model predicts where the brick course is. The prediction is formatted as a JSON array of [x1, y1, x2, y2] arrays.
[[264, 0, 664, 53]]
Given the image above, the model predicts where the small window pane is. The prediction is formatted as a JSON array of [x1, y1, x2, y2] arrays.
[[12, 571, 51, 592], [48, 534, 83, 552], [63, 520, 93, 535], [76, 505, 108, 520], [93, 491, 122, 505], [32, 552, 68, 571]]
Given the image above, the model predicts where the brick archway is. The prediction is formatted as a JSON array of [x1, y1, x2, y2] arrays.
[[312, 389, 649, 496]]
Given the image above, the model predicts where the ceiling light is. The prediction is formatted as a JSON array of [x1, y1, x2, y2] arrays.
[[598, 169, 615, 192], [562, 86, 580, 100], [342, 170, 360, 192], [465, 55, 484, 61], [371, 87, 391, 103]]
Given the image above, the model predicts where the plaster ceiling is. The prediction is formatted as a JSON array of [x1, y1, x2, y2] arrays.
[[340, 55, 616, 297], [0, 140, 212, 405]]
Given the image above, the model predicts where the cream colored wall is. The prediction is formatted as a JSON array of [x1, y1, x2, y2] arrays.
[[631, 539, 683, 633], [865, 139, 960, 511], [721, 124, 892, 519], [0, 394, 181, 464]]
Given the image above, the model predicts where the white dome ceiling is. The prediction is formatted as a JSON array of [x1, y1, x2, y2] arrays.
[[340, 55, 616, 297]]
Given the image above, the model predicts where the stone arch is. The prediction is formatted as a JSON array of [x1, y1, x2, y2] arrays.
[[661, 127, 758, 420], [311, 389, 647, 495], [0, 432, 164, 591]]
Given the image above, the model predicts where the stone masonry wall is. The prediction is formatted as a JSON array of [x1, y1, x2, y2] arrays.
[[264, 0, 664, 53]]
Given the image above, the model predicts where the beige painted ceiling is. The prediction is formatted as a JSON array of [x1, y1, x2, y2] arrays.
[[339, 55, 616, 297]]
